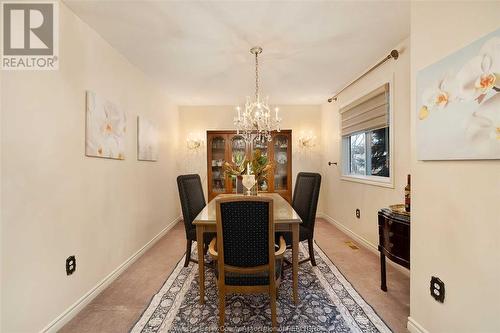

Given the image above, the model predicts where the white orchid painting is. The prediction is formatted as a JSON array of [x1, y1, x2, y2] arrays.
[[417, 28, 500, 160], [137, 116, 159, 161], [85, 91, 126, 160]]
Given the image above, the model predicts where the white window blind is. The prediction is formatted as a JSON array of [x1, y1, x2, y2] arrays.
[[340, 83, 389, 136]]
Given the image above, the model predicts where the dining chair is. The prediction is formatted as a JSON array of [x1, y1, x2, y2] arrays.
[[281, 172, 322, 266], [208, 197, 286, 331], [177, 174, 215, 267]]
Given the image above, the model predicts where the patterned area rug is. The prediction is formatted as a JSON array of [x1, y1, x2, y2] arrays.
[[131, 242, 392, 333]]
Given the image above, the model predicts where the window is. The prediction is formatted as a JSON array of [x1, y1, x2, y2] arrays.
[[341, 83, 391, 185], [345, 127, 389, 177]]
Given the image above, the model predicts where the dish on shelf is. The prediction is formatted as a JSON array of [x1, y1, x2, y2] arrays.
[[274, 139, 288, 148], [212, 159, 224, 167], [232, 139, 245, 149], [261, 180, 268, 191], [276, 152, 287, 164]]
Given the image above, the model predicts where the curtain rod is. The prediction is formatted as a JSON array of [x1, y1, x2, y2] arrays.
[[327, 49, 399, 103]]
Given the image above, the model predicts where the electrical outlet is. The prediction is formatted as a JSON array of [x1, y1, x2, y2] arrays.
[[430, 276, 445, 303], [66, 256, 76, 276], [355, 209, 361, 219]]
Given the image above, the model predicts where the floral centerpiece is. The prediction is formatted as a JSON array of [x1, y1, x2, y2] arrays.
[[250, 149, 273, 186], [223, 157, 247, 177], [223, 149, 273, 193]]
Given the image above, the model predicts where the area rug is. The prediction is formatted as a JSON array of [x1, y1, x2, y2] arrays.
[[131, 242, 392, 333]]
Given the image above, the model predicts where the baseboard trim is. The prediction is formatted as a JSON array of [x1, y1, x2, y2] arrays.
[[317, 212, 378, 253], [41, 216, 181, 333], [317, 212, 410, 277], [407, 316, 430, 333]]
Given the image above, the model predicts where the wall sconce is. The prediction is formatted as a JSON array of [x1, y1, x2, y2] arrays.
[[298, 131, 316, 149], [187, 133, 204, 150]]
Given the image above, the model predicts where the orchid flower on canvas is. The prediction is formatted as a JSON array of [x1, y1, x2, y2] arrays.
[[480, 37, 500, 82], [456, 55, 498, 103], [418, 78, 453, 120], [86, 91, 126, 159], [465, 94, 500, 154], [456, 37, 500, 104]]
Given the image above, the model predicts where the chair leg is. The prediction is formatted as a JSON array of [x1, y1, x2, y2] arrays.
[[270, 288, 277, 331], [218, 292, 225, 330], [308, 238, 317, 266], [184, 239, 192, 267]]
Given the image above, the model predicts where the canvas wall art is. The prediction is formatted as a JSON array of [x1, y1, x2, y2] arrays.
[[85, 91, 126, 159], [416, 28, 500, 160], [137, 116, 159, 161]]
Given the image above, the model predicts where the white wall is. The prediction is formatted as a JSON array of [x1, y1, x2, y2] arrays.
[[178, 105, 322, 204], [409, 3, 500, 333], [0, 3, 180, 332], [320, 38, 410, 249]]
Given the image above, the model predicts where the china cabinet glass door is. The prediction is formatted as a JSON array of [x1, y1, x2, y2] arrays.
[[252, 136, 270, 192], [210, 136, 226, 193], [230, 135, 246, 194], [273, 134, 289, 192]]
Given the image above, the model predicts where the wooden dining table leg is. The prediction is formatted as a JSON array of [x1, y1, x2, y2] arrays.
[[196, 225, 205, 304], [292, 223, 299, 305]]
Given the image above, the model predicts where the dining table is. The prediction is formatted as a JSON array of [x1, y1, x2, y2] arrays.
[[193, 192, 302, 305]]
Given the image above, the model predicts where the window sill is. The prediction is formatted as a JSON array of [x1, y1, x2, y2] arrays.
[[340, 174, 394, 189]]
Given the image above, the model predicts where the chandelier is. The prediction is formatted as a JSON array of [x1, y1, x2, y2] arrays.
[[234, 46, 281, 142]]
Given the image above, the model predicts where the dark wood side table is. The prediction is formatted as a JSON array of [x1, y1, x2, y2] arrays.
[[378, 208, 410, 291]]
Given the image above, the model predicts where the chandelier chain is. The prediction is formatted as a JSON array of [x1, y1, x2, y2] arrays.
[[255, 51, 259, 101]]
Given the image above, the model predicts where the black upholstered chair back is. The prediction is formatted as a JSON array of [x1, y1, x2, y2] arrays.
[[177, 174, 206, 236], [292, 172, 322, 233], [218, 200, 271, 267]]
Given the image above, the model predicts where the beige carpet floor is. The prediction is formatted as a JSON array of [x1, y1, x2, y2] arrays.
[[60, 219, 410, 333]]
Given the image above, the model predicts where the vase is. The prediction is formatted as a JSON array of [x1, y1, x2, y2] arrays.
[[242, 175, 256, 196]]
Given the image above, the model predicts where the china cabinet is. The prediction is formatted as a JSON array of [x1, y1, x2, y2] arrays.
[[207, 130, 292, 202]]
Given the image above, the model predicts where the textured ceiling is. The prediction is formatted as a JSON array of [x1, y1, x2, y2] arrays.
[[64, 1, 410, 105]]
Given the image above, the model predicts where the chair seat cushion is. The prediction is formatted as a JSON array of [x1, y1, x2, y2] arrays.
[[215, 259, 283, 286], [277, 226, 312, 245]]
